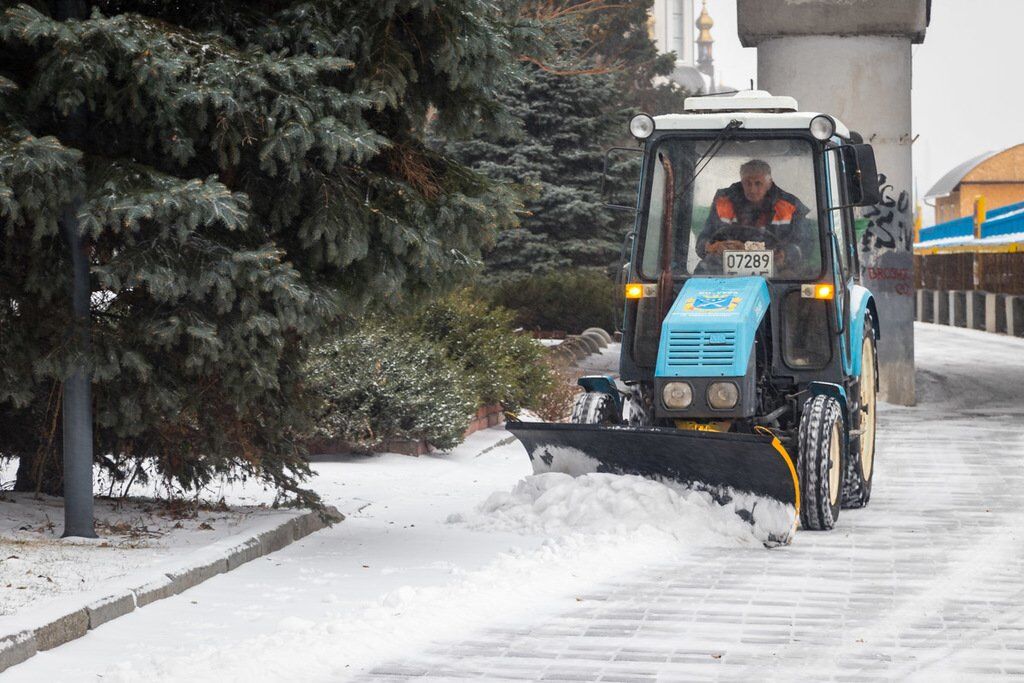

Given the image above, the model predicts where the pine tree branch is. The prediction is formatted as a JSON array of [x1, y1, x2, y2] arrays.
[[516, 54, 620, 76]]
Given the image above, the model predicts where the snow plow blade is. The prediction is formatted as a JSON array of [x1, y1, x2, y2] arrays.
[[505, 422, 799, 545]]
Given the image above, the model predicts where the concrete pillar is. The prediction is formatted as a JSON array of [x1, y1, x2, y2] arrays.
[[948, 291, 967, 327], [965, 291, 986, 330], [986, 293, 1006, 334], [933, 290, 949, 325], [1007, 296, 1024, 337], [916, 289, 934, 323], [739, 0, 928, 406]]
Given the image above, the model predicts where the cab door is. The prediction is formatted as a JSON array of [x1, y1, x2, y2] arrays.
[[824, 146, 856, 375]]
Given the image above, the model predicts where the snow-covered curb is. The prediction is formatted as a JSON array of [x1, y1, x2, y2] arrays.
[[0, 505, 342, 673]]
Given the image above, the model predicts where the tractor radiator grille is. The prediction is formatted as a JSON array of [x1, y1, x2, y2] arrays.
[[666, 329, 736, 368]]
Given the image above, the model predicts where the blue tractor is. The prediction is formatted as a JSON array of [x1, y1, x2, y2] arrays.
[[508, 91, 881, 544]]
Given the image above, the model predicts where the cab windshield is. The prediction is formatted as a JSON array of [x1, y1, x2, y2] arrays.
[[640, 137, 822, 281]]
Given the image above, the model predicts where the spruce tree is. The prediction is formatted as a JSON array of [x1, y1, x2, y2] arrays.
[[449, 65, 624, 276], [449, 0, 686, 280], [0, 1, 524, 502]]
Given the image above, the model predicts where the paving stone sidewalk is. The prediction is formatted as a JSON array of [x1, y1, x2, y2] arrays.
[[359, 326, 1024, 681]]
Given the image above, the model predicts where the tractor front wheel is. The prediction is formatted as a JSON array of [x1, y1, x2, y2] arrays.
[[570, 392, 618, 425], [798, 394, 845, 530]]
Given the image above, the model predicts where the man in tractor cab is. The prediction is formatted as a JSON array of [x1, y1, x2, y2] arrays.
[[695, 159, 811, 277]]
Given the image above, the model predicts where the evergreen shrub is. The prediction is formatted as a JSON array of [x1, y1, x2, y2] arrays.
[[308, 290, 572, 451], [306, 327, 476, 452], [409, 292, 554, 413], [483, 269, 618, 334]]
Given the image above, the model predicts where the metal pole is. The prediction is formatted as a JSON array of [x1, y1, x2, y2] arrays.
[[60, 207, 96, 539], [55, 0, 95, 538]]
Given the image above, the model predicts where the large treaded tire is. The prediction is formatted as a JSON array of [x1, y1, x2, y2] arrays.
[[843, 316, 877, 509], [570, 392, 618, 425], [798, 394, 845, 531]]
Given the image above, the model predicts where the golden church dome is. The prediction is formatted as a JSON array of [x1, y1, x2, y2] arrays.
[[697, 0, 714, 42]]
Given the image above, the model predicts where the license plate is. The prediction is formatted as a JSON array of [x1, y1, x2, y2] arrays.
[[724, 250, 773, 276]]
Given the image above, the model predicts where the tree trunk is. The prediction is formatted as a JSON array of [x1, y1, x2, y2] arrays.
[[14, 448, 64, 496]]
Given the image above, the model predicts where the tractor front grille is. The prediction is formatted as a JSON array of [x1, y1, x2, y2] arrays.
[[666, 329, 736, 368]]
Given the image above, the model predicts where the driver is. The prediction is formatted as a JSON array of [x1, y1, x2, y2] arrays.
[[695, 159, 810, 274]]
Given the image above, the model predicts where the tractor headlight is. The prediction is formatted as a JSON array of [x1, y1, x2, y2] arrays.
[[629, 113, 655, 140], [662, 382, 693, 409], [707, 382, 739, 409], [809, 115, 836, 141]]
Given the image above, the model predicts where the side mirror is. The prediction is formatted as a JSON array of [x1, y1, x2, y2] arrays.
[[602, 147, 643, 212], [840, 144, 881, 207]]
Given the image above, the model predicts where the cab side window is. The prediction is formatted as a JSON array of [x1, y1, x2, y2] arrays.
[[826, 148, 852, 277]]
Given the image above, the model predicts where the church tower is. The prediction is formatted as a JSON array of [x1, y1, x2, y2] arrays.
[[696, 0, 715, 86]]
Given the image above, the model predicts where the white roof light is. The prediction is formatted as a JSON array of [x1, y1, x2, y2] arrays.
[[684, 89, 798, 113]]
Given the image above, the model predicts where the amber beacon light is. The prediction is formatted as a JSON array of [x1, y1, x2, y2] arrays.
[[801, 283, 835, 300], [625, 283, 657, 299]]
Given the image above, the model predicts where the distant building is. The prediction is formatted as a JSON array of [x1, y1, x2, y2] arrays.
[[925, 143, 1024, 223], [649, 0, 715, 94]]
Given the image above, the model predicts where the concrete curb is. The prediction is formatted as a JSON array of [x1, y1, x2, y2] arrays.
[[0, 631, 36, 672], [0, 506, 343, 674]]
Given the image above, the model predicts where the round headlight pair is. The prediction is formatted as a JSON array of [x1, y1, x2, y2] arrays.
[[629, 113, 655, 140], [663, 381, 739, 410]]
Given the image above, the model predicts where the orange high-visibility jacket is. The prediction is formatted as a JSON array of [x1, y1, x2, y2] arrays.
[[695, 182, 810, 258]]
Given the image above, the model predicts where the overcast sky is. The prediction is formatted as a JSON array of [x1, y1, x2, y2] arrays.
[[706, 0, 1023, 225]]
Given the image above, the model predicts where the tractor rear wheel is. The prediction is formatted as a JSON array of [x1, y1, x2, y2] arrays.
[[570, 391, 618, 425], [843, 316, 877, 509], [798, 394, 845, 530]]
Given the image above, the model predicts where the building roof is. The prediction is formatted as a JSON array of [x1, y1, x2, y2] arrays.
[[924, 150, 999, 199]]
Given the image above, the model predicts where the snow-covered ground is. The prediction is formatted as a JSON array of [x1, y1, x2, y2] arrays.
[[3, 411, 767, 681], [6, 324, 1024, 681], [0, 493, 295, 618]]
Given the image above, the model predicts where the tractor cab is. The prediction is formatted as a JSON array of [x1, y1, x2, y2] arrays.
[[507, 92, 883, 543], [620, 91, 880, 409]]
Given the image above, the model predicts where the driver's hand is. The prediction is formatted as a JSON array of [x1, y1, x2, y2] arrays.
[[708, 240, 744, 254]]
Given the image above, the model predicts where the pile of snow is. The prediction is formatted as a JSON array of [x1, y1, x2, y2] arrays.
[[449, 472, 773, 548]]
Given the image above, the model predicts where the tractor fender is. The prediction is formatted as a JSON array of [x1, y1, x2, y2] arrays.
[[577, 375, 623, 414], [848, 285, 879, 378]]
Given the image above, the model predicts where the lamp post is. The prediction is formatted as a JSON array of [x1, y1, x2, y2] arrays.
[[54, 0, 96, 539]]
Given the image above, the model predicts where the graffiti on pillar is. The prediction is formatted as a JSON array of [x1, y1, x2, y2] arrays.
[[860, 174, 911, 252], [859, 173, 914, 296]]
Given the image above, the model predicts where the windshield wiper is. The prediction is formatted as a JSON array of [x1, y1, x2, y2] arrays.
[[680, 119, 743, 195]]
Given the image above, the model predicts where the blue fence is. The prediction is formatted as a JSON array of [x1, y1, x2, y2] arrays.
[[918, 200, 1024, 247]]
